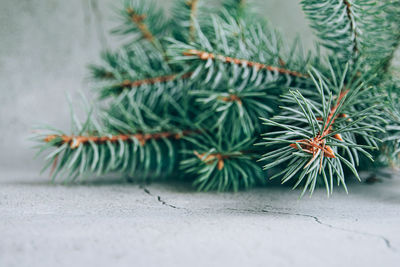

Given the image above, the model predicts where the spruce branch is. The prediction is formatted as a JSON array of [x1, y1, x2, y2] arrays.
[[168, 14, 311, 89], [34, 0, 400, 194], [34, 86, 196, 181], [302, 0, 360, 61], [89, 47, 184, 99], [302, 0, 396, 68], [190, 83, 276, 141], [289, 89, 350, 169], [181, 133, 264, 191], [36, 131, 185, 181], [258, 66, 384, 196]]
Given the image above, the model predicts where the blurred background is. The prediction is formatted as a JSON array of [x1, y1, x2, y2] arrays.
[[0, 0, 314, 174]]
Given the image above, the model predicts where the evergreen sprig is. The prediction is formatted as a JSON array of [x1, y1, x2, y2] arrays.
[[302, 0, 396, 67], [88, 46, 177, 99], [170, 0, 211, 42], [258, 66, 385, 196], [34, 0, 400, 195], [113, 0, 168, 52], [167, 14, 310, 88], [181, 132, 264, 191], [34, 88, 194, 181]]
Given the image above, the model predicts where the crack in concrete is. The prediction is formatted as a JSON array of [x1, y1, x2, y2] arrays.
[[227, 207, 394, 251], [135, 184, 394, 250], [264, 209, 393, 251], [140, 185, 181, 209]]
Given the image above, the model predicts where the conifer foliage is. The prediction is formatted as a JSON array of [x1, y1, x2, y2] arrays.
[[34, 0, 400, 195]]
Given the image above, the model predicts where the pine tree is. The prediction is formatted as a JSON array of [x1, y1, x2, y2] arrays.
[[34, 0, 400, 195]]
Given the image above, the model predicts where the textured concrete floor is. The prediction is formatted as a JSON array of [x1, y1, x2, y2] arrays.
[[1, 171, 400, 267]]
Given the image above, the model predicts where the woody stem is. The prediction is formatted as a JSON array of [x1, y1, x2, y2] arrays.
[[183, 49, 307, 78], [45, 130, 196, 149]]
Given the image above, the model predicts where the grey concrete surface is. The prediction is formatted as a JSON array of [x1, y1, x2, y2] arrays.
[[1, 171, 400, 267], [0, 0, 313, 173]]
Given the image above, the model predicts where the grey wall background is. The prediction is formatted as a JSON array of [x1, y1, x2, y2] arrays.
[[0, 0, 313, 173]]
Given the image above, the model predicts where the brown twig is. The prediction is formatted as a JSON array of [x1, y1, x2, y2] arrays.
[[183, 49, 307, 78], [218, 94, 242, 105], [187, 0, 199, 41], [126, 7, 155, 43], [44, 130, 195, 149], [194, 151, 233, 171], [111, 72, 193, 93], [321, 90, 349, 138], [290, 90, 350, 171], [193, 149, 255, 171]]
